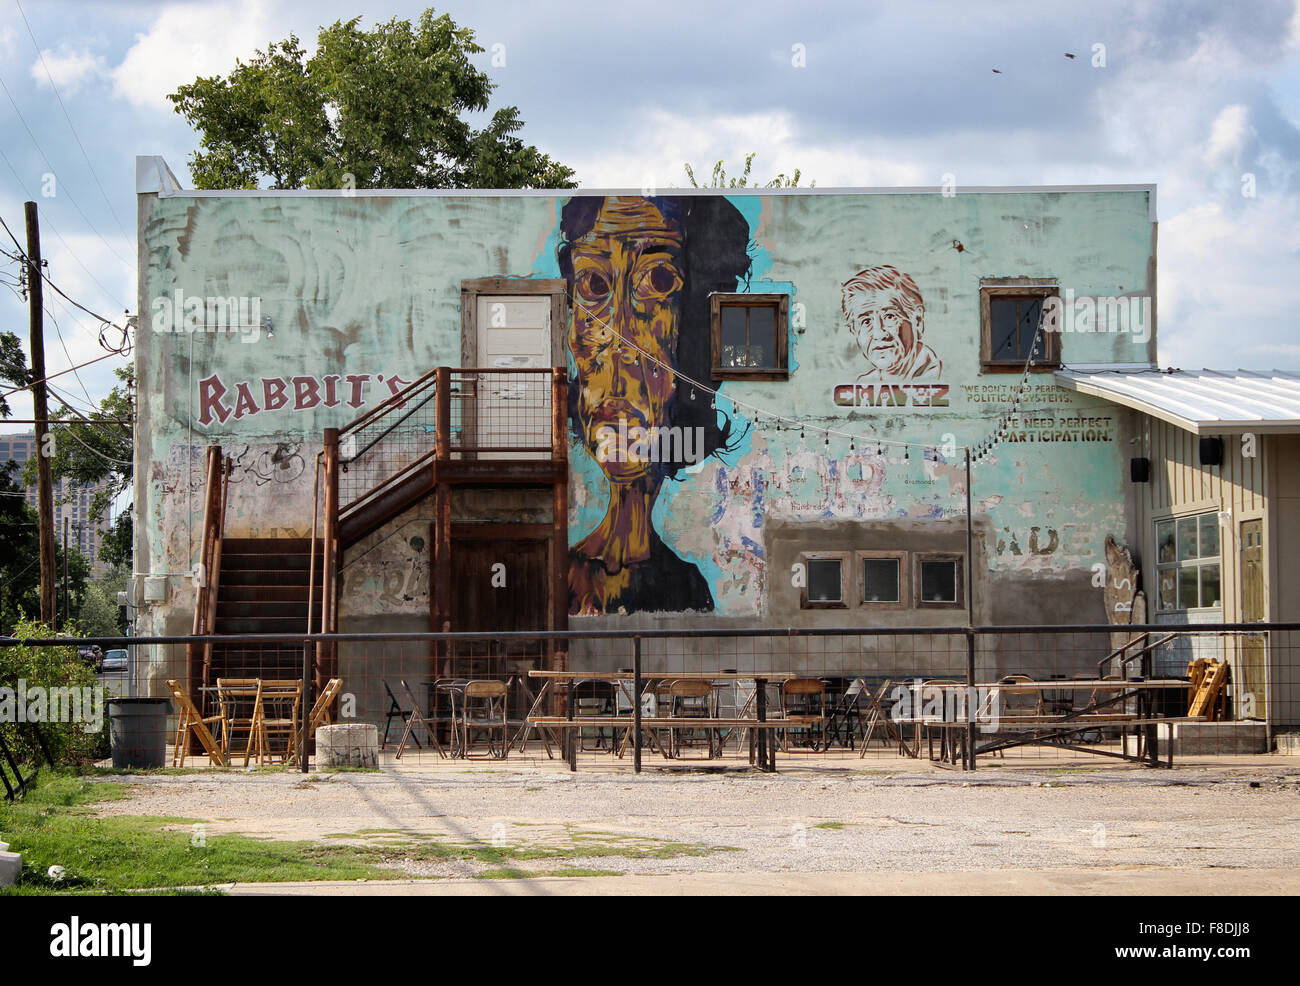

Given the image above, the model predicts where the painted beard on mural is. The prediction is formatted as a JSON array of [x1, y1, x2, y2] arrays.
[[559, 196, 750, 615]]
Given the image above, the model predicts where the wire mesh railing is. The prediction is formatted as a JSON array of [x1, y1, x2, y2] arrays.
[[3, 622, 1295, 775]]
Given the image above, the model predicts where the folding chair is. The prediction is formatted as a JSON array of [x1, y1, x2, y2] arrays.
[[572, 679, 617, 752], [459, 680, 509, 759], [256, 680, 302, 764], [778, 678, 827, 752], [165, 679, 227, 767], [309, 678, 344, 733], [394, 679, 447, 759], [665, 679, 720, 759], [382, 680, 420, 749], [216, 678, 262, 767]]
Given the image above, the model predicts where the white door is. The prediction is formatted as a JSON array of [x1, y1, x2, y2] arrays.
[[474, 296, 551, 457]]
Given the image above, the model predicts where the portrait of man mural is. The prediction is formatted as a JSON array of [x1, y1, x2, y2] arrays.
[[558, 195, 751, 616], [842, 265, 942, 381]]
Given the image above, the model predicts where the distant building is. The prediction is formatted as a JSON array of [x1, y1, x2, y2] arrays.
[[0, 431, 116, 575]]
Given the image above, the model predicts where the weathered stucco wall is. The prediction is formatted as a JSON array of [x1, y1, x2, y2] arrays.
[[136, 186, 1154, 651]]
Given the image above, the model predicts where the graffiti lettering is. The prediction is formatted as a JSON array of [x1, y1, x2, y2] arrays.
[[832, 383, 950, 407], [196, 372, 411, 426]]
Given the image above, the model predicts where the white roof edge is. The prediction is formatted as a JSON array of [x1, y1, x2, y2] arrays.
[[1055, 368, 1300, 435], [134, 156, 1158, 219]]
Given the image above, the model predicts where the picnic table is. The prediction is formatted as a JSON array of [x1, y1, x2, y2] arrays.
[[525, 670, 798, 772], [889, 678, 1198, 767]]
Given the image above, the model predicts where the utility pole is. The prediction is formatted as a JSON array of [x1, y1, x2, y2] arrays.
[[26, 201, 57, 628]]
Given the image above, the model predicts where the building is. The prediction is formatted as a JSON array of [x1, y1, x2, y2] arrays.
[[0, 431, 117, 574], [135, 155, 1202, 724], [1056, 368, 1300, 726]]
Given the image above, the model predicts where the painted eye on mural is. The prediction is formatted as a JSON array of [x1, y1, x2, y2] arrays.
[[575, 269, 612, 304], [633, 258, 682, 301]]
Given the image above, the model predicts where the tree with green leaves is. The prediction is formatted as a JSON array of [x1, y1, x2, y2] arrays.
[[0, 329, 27, 418], [169, 9, 576, 190], [683, 152, 812, 189]]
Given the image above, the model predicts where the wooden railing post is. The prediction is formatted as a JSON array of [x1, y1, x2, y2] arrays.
[[321, 428, 340, 688], [551, 367, 566, 464], [435, 366, 451, 461]]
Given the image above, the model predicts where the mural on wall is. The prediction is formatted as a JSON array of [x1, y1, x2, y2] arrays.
[[559, 196, 750, 615], [833, 266, 948, 408]]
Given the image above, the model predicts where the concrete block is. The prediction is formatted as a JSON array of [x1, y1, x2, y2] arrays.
[[316, 723, 379, 768], [0, 851, 21, 888], [1124, 722, 1269, 756], [1274, 733, 1300, 755]]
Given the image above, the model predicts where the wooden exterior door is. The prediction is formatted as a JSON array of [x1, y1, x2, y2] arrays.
[[449, 530, 550, 660], [1238, 519, 1267, 721]]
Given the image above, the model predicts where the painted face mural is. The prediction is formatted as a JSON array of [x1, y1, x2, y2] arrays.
[[842, 266, 942, 382], [559, 196, 751, 615]]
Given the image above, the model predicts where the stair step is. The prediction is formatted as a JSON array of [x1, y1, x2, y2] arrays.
[[220, 585, 313, 603], [215, 600, 309, 619], [221, 570, 313, 587], [213, 617, 308, 635], [221, 553, 321, 573], [222, 537, 313, 553]]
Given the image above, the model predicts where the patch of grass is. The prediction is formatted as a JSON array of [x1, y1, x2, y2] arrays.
[[80, 766, 215, 777], [813, 821, 848, 830], [320, 766, 381, 773], [477, 867, 532, 880], [0, 772, 416, 894], [545, 867, 621, 878]]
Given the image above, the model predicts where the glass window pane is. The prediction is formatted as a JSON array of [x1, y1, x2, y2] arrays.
[[1200, 565, 1221, 608], [1176, 517, 1198, 562], [861, 558, 900, 603], [747, 306, 776, 368], [988, 299, 1019, 361], [1178, 568, 1199, 609], [1157, 569, 1178, 611], [920, 559, 958, 603], [807, 559, 842, 603], [1199, 514, 1219, 558], [1156, 521, 1176, 564], [720, 306, 747, 367]]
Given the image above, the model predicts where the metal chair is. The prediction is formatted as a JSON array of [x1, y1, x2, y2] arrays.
[[459, 680, 509, 759], [665, 679, 720, 759], [572, 679, 617, 752], [778, 678, 827, 752], [394, 679, 447, 759], [382, 680, 420, 750]]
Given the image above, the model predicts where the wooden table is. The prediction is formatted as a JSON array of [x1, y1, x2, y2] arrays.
[[526, 671, 798, 772]]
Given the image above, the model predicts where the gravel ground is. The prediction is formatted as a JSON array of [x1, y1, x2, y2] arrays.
[[89, 761, 1300, 881]]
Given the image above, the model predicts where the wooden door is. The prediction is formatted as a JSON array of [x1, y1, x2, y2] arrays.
[[475, 296, 551, 459], [1238, 519, 1266, 720], [450, 534, 549, 661]]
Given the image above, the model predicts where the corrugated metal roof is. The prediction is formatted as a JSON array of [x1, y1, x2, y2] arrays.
[[1054, 367, 1300, 435]]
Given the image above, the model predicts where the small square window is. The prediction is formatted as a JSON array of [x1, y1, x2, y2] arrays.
[[980, 279, 1060, 371], [856, 550, 908, 608], [916, 554, 964, 608], [711, 293, 789, 379], [800, 552, 847, 609]]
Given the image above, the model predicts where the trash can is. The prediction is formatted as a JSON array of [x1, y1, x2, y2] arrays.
[[108, 698, 171, 769]]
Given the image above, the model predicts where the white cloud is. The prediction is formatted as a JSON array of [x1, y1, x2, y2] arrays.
[[29, 46, 107, 95], [111, 0, 292, 110], [1204, 104, 1253, 168]]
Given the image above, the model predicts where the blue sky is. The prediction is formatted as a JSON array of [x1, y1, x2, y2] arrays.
[[1, 0, 1298, 429]]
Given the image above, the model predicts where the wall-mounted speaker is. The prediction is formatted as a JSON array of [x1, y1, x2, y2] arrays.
[[1198, 437, 1223, 467], [1130, 457, 1150, 483]]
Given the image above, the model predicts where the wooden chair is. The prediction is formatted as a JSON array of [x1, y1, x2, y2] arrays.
[[778, 678, 827, 753], [394, 679, 447, 759], [256, 680, 302, 765], [309, 678, 344, 733], [459, 680, 509, 759], [216, 678, 262, 767], [165, 679, 227, 767], [665, 679, 720, 759], [859, 679, 910, 757]]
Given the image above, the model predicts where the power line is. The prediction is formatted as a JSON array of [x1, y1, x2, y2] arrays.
[[0, 69, 134, 273], [13, 0, 133, 245]]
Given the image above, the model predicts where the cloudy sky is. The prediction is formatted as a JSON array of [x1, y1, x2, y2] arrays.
[[1, 0, 1298, 429]]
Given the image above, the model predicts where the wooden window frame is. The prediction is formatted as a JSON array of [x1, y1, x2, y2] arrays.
[[800, 551, 849, 610], [914, 552, 965, 609], [979, 278, 1060, 372], [710, 293, 790, 380], [856, 550, 908, 609]]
